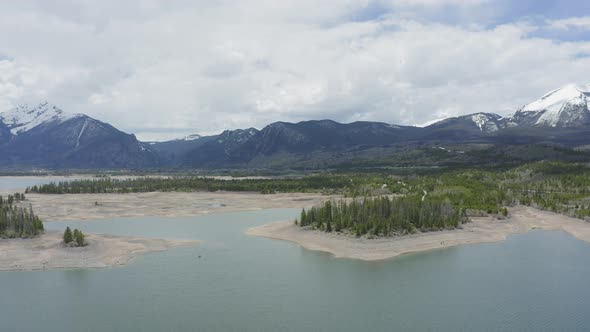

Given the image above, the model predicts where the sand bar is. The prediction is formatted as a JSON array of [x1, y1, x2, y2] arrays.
[[0, 231, 197, 271], [247, 206, 590, 261]]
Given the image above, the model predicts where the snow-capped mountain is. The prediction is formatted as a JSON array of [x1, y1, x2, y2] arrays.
[[511, 84, 590, 127], [0, 102, 82, 135], [428, 84, 590, 136], [0, 102, 158, 168]]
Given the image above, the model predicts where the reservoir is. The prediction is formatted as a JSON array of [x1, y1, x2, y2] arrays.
[[1, 180, 590, 331]]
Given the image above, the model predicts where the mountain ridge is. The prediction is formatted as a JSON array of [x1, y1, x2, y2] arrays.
[[3, 83, 590, 170]]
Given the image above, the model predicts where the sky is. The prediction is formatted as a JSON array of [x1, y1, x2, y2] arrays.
[[1, 0, 590, 141]]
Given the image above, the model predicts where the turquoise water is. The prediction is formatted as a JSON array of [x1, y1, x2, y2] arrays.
[[1, 179, 590, 331], [1, 213, 589, 331]]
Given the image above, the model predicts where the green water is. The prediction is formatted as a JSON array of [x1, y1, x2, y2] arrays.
[[0, 210, 588, 331]]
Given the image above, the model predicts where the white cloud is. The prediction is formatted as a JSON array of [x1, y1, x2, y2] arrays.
[[549, 16, 590, 30], [0, 1, 588, 140], [389, 0, 488, 7]]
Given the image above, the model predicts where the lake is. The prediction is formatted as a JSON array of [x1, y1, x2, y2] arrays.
[[1, 179, 590, 331], [0, 176, 83, 192]]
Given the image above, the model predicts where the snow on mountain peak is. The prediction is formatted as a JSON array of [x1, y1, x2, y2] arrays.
[[520, 84, 590, 126], [0, 102, 80, 135], [470, 113, 500, 132], [172, 134, 201, 141], [182, 134, 201, 141]]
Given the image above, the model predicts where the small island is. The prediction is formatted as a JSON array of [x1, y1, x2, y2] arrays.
[[0, 231, 197, 271], [0, 192, 197, 271], [62, 226, 87, 247]]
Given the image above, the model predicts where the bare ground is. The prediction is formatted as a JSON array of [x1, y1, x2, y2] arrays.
[[0, 231, 197, 271], [26, 191, 336, 221]]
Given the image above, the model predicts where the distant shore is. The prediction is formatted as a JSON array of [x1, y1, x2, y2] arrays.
[[247, 206, 590, 261], [0, 231, 197, 271]]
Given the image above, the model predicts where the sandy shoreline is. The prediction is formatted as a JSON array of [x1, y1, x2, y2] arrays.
[[0, 231, 197, 271], [26, 191, 335, 221], [246, 206, 590, 261], [0, 191, 333, 272]]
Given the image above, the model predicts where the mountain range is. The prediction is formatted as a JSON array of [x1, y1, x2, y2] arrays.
[[2, 84, 590, 170]]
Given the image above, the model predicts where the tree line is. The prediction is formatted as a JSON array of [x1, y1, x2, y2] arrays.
[[25, 175, 361, 195], [298, 196, 467, 237], [0, 193, 44, 238]]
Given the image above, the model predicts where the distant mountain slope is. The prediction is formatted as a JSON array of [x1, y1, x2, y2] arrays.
[[424, 113, 506, 141], [253, 120, 419, 154], [0, 102, 158, 169], [147, 134, 216, 165], [182, 120, 421, 168], [0, 121, 10, 144], [182, 128, 259, 167]]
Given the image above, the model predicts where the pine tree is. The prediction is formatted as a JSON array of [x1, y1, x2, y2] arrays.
[[63, 227, 73, 244], [74, 229, 85, 247]]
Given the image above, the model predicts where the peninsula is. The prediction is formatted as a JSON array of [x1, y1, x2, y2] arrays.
[[247, 206, 590, 261]]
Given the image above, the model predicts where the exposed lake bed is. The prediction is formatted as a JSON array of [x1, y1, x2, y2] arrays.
[[8, 187, 590, 269], [0, 231, 197, 271], [26, 191, 335, 221]]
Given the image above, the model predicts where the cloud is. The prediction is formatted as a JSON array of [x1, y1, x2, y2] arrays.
[[549, 16, 590, 30], [0, 1, 589, 140]]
